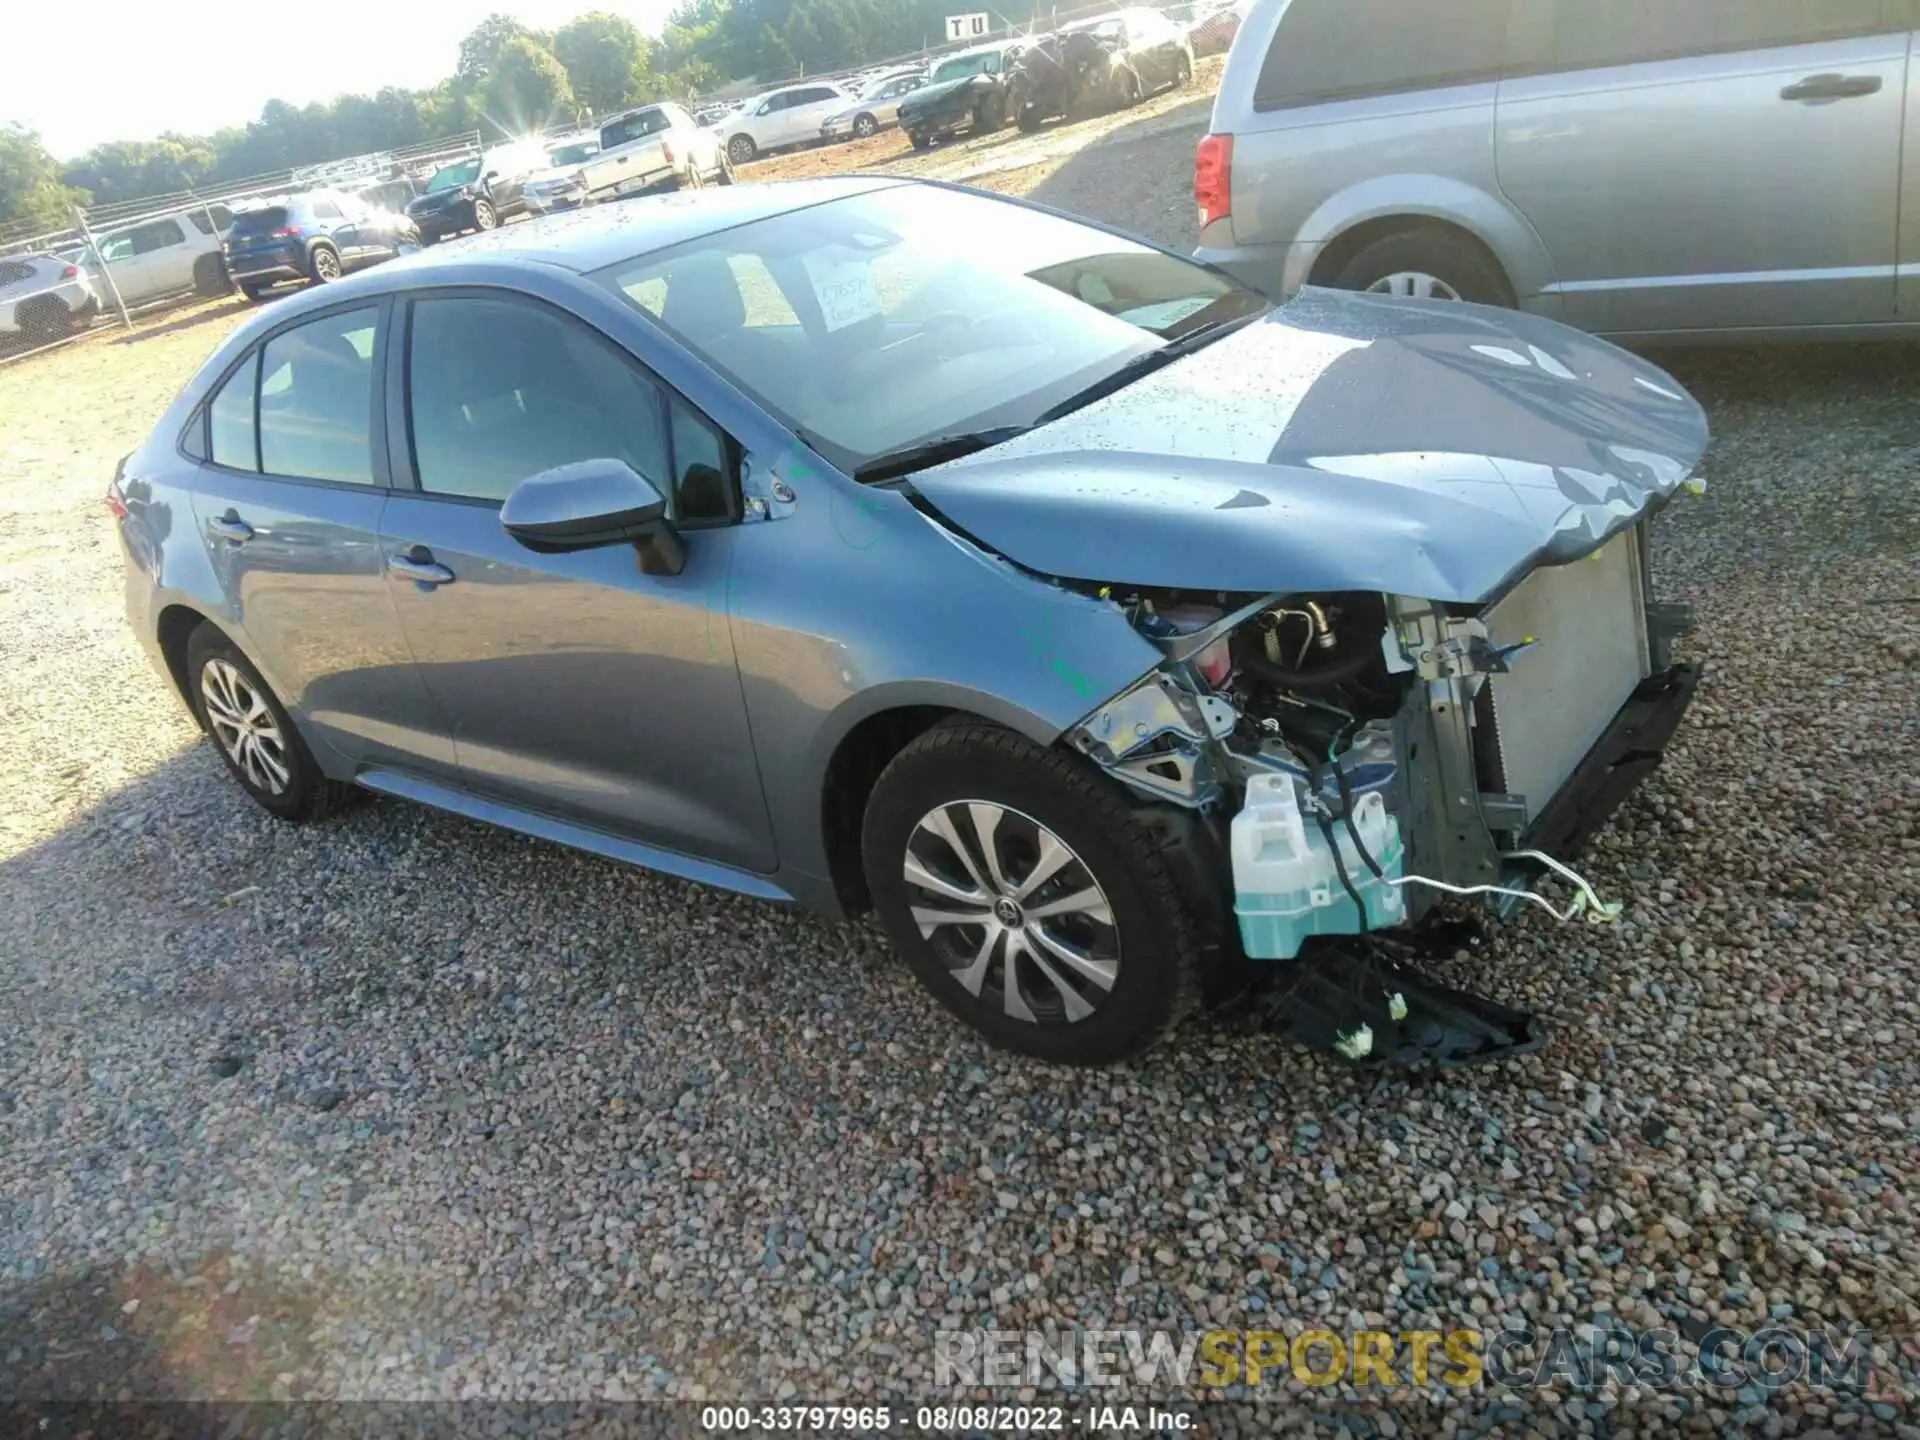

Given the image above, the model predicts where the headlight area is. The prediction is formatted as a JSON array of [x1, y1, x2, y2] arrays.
[[1064, 583, 1642, 1068]]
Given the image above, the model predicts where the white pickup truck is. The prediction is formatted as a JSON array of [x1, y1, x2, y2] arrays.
[[580, 103, 730, 200]]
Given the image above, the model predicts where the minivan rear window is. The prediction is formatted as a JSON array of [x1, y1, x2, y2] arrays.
[[231, 207, 291, 234], [1254, 0, 1510, 110]]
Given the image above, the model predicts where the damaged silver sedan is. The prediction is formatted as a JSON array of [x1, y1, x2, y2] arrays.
[[113, 177, 1704, 1067]]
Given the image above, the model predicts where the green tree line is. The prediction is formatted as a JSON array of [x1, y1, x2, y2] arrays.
[[2, 0, 1018, 233]]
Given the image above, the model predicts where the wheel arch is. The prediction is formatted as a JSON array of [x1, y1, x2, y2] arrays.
[[810, 684, 1068, 915], [156, 602, 213, 724], [1287, 177, 1553, 306]]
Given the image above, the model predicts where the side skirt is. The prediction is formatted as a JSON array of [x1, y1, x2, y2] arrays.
[[354, 769, 796, 904]]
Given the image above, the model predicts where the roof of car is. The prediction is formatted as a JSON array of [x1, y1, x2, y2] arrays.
[[937, 38, 1020, 59], [370, 176, 906, 277]]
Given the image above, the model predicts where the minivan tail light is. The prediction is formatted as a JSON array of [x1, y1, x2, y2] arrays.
[[1194, 132, 1232, 229]]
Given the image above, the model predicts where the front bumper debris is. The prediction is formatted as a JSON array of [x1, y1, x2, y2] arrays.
[[1242, 921, 1546, 1068]]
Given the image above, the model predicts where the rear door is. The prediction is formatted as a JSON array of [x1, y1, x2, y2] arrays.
[[377, 290, 775, 870], [184, 300, 450, 771], [135, 219, 195, 296], [1498, 0, 1910, 334]]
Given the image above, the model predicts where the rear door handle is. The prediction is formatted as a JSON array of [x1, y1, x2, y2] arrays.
[[208, 511, 253, 543], [388, 546, 455, 586], [1780, 72, 1883, 102]]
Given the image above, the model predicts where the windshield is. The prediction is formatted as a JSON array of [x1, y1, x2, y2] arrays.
[[549, 142, 598, 166], [932, 51, 1001, 81], [601, 184, 1265, 476], [426, 160, 480, 192]]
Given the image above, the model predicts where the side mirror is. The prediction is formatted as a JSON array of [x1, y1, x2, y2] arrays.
[[501, 459, 684, 573], [483, 169, 501, 182]]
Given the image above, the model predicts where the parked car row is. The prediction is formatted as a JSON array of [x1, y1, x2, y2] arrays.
[[1196, 0, 1920, 342]]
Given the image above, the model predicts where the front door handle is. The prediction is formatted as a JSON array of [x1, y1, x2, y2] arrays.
[[388, 546, 455, 586], [208, 510, 253, 543], [1780, 72, 1884, 102]]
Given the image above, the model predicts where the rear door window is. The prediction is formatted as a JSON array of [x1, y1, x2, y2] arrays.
[[257, 307, 380, 484], [1255, 0, 1511, 109], [1517, 0, 1909, 72], [130, 220, 186, 255]]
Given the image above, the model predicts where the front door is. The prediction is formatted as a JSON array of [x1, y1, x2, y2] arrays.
[[1498, 0, 1908, 334], [378, 291, 776, 872], [186, 300, 449, 771]]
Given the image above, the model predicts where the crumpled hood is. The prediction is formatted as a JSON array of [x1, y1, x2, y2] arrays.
[[906, 287, 1709, 604]]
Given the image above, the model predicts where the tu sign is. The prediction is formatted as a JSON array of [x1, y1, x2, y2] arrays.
[[944, 12, 991, 41]]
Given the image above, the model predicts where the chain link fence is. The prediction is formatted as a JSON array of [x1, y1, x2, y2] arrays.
[[0, 132, 484, 366]]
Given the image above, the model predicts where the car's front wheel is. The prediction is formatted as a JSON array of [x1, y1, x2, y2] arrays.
[[472, 198, 498, 231], [907, 130, 932, 150], [186, 625, 358, 822], [862, 722, 1196, 1065], [853, 113, 879, 139], [728, 134, 758, 165]]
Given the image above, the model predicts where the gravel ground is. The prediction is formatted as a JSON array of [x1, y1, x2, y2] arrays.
[[2, 85, 1918, 1436]]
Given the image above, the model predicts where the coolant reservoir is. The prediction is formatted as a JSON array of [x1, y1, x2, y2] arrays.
[[1231, 773, 1406, 960]]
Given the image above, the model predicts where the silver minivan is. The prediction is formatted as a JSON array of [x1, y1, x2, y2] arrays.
[[1195, 0, 1920, 342]]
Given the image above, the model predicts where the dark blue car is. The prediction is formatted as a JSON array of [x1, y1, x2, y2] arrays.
[[224, 189, 419, 302]]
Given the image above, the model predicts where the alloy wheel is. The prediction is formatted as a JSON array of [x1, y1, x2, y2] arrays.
[[855, 114, 878, 138], [474, 200, 497, 230], [312, 248, 341, 282], [1366, 270, 1462, 301], [200, 658, 291, 796], [902, 800, 1119, 1025]]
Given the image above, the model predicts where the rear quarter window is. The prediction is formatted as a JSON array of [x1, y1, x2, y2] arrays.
[[1254, 0, 1510, 110]]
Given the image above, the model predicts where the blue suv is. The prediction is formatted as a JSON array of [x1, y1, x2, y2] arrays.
[[224, 189, 419, 302]]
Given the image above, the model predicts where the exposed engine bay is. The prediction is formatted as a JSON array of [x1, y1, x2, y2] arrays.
[[1064, 525, 1700, 1065]]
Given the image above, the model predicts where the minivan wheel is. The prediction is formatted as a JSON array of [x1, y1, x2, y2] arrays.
[[1331, 229, 1515, 307], [862, 722, 1197, 1065], [185, 626, 358, 823]]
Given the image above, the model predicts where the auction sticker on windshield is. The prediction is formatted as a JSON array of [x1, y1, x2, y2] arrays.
[[804, 251, 879, 331]]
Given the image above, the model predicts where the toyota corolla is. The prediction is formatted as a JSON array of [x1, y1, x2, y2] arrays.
[[110, 178, 1705, 1066]]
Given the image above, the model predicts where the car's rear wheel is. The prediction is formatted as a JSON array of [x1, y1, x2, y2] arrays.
[[976, 92, 1007, 130], [1330, 228, 1516, 307], [908, 130, 932, 150], [728, 134, 758, 164], [853, 113, 879, 139], [714, 150, 735, 185], [308, 244, 342, 286], [676, 161, 704, 192], [240, 281, 270, 303], [862, 722, 1197, 1065], [193, 253, 234, 297], [1016, 103, 1043, 133], [1119, 69, 1142, 106], [185, 626, 358, 823], [16, 297, 70, 343], [472, 198, 498, 231], [1175, 51, 1194, 85]]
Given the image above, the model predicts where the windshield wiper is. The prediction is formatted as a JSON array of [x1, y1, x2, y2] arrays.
[[853, 425, 1030, 484], [1029, 312, 1261, 428]]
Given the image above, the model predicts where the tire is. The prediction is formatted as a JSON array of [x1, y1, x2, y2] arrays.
[[307, 244, 342, 286], [976, 91, 1007, 131], [1016, 104, 1042, 134], [727, 133, 757, 165], [240, 281, 269, 303], [715, 150, 735, 185], [1329, 227, 1516, 307], [908, 130, 932, 151], [193, 253, 234, 297], [1175, 51, 1194, 85], [861, 721, 1198, 1065], [852, 112, 879, 139], [472, 198, 497, 231], [16, 297, 70, 343], [675, 161, 704, 192], [185, 625, 359, 823], [1118, 70, 1142, 106]]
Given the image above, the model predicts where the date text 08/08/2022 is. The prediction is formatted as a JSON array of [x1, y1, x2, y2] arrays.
[[700, 1405, 1190, 1431]]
